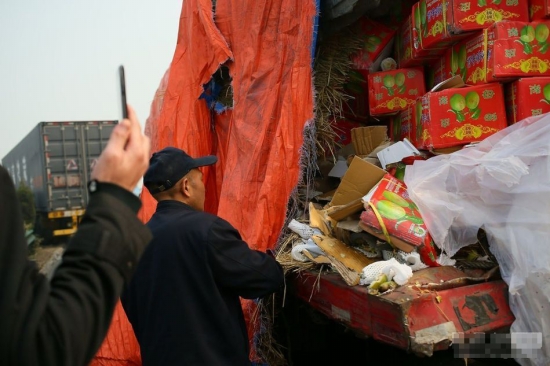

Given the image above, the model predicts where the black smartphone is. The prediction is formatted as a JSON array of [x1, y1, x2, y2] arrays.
[[119, 65, 128, 119]]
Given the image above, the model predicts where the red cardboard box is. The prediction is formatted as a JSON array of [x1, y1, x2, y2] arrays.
[[457, 20, 550, 85], [415, 0, 528, 52], [505, 77, 550, 123], [530, 0, 550, 20], [368, 68, 426, 116], [390, 106, 416, 145], [343, 69, 370, 121], [350, 18, 396, 71], [426, 56, 450, 90], [395, 14, 442, 68], [360, 174, 440, 266], [416, 79, 507, 150], [332, 118, 365, 146]]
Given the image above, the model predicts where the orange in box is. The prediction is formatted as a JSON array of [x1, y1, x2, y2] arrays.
[[530, 0, 550, 20], [458, 20, 550, 85], [416, 80, 508, 150], [368, 68, 426, 117], [350, 18, 396, 71], [505, 77, 550, 124], [415, 0, 528, 52]]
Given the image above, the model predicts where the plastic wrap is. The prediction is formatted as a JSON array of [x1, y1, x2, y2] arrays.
[[404, 114, 550, 366]]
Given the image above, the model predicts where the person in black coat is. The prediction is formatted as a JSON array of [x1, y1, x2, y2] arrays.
[[121, 146, 285, 366], [0, 105, 152, 366]]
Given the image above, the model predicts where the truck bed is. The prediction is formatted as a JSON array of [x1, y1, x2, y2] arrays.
[[288, 266, 514, 356]]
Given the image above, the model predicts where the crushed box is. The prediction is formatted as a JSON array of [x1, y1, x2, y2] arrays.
[[327, 156, 387, 222]]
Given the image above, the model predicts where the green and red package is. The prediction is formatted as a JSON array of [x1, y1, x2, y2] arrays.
[[360, 174, 440, 267]]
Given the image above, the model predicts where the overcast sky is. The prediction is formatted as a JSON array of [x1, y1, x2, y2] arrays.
[[0, 0, 182, 161]]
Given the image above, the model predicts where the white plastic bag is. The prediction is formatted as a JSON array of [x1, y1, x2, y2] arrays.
[[360, 258, 413, 286], [404, 114, 550, 366]]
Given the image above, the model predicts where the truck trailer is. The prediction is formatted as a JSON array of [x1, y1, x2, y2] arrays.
[[2, 121, 117, 242]]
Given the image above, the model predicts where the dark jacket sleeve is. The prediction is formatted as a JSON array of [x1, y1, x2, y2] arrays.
[[0, 166, 152, 366], [207, 217, 284, 300]]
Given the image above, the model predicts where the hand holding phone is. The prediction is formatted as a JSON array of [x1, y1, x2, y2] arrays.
[[119, 65, 128, 120]]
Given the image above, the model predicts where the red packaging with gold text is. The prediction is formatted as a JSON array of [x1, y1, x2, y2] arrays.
[[368, 67, 426, 116], [390, 106, 417, 146], [415, 0, 528, 53], [456, 20, 550, 85], [396, 14, 441, 68], [530, 0, 550, 21], [416, 82, 508, 150], [505, 77, 550, 124], [350, 18, 396, 71]]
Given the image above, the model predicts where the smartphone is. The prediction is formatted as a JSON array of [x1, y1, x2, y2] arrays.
[[119, 65, 128, 119]]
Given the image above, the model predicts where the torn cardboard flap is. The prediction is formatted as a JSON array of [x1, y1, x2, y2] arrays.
[[351, 126, 389, 156], [309, 202, 332, 236], [311, 234, 377, 286], [303, 249, 331, 264], [430, 75, 466, 92], [328, 157, 386, 221]]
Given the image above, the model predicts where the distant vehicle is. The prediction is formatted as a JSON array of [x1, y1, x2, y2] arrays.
[[2, 121, 117, 242]]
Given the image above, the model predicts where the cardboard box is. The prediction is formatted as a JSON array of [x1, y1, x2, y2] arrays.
[[396, 14, 442, 68], [390, 108, 411, 143], [351, 126, 388, 155], [359, 174, 440, 266], [505, 77, 550, 123], [368, 67, 426, 116], [530, 0, 550, 20], [457, 20, 550, 85], [414, 0, 528, 52], [327, 156, 387, 221], [332, 118, 364, 147], [416, 77, 508, 150], [350, 18, 397, 71], [426, 57, 449, 90]]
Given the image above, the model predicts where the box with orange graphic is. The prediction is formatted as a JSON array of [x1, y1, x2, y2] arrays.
[[416, 79, 507, 150], [505, 77, 550, 124], [368, 68, 426, 116], [414, 0, 528, 52]]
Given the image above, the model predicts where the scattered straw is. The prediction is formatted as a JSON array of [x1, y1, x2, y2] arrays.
[[312, 24, 364, 162]]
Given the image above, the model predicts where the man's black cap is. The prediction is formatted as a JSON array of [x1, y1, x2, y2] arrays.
[[143, 147, 217, 195]]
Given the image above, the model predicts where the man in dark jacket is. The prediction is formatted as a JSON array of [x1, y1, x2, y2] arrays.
[[0, 105, 152, 366], [121, 146, 285, 366]]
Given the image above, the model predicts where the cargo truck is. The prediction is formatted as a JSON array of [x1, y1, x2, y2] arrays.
[[2, 121, 117, 242]]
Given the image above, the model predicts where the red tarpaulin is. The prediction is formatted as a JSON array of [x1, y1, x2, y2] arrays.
[[92, 0, 316, 363]]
